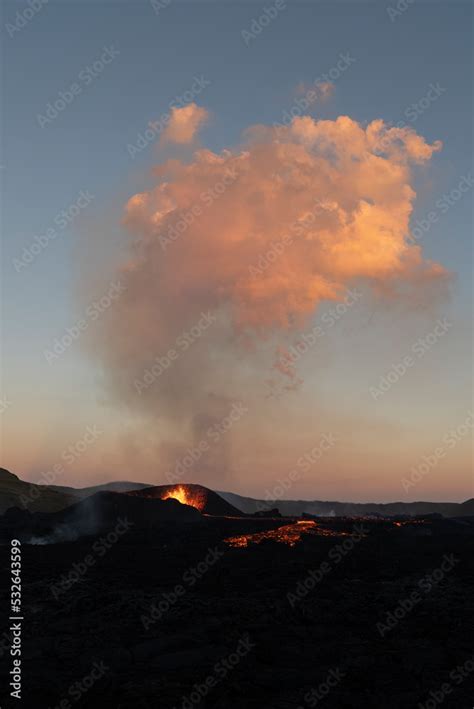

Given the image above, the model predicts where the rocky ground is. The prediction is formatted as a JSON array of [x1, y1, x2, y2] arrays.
[[1, 516, 473, 709]]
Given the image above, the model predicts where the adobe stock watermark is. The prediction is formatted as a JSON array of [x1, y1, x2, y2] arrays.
[[287, 524, 367, 607], [418, 654, 474, 709], [19, 424, 103, 508], [13, 190, 94, 272], [165, 401, 249, 484], [376, 553, 459, 637], [37, 45, 120, 128], [375, 83, 447, 162], [5, 0, 49, 38], [266, 288, 362, 400], [241, 0, 287, 46], [406, 173, 474, 247], [172, 635, 255, 709], [248, 198, 335, 278], [134, 311, 216, 395], [48, 660, 109, 708], [159, 167, 238, 251], [403, 82, 446, 123], [127, 75, 211, 159], [273, 50, 355, 128], [50, 518, 133, 598], [256, 433, 337, 512], [370, 318, 452, 400], [387, 0, 416, 23], [150, 0, 172, 16], [141, 546, 224, 630], [297, 667, 346, 709], [43, 280, 125, 364], [402, 410, 474, 492], [273, 52, 355, 127], [0, 396, 12, 415]]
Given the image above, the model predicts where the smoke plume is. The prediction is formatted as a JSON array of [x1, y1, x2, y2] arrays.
[[89, 109, 447, 485]]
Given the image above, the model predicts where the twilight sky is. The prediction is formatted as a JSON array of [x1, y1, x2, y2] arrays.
[[1, 0, 472, 502]]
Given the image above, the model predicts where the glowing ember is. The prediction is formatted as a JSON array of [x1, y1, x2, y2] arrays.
[[160, 485, 205, 511], [224, 520, 353, 548]]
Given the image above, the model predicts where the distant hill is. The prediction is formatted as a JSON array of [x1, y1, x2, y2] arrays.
[[0, 468, 77, 514], [48, 480, 151, 498], [0, 468, 151, 514], [217, 490, 474, 518], [0, 468, 471, 518]]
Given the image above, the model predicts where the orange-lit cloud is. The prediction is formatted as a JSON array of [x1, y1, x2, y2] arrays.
[[160, 102, 209, 145], [88, 110, 447, 484], [124, 114, 445, 333]]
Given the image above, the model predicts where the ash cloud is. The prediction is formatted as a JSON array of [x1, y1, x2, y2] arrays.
[[87, 108, 447, 486]]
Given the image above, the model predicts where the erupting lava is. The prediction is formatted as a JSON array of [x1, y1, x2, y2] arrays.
[[125, 484, 244, 516], [160, 485, 206, 511], [225, 520, 354, 548]]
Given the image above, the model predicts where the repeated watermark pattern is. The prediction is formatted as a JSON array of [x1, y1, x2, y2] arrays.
[[387, 0, 416, 23], [37, 46, 120, 127], [49, 518, 133, 596], [13, 190, 95, 272], [165, 401, 249, 484], [273, 51, 355, 128], [287, 524, 367, 608], [5, 0, 49, 38], [256, 433, 337, 511], [370, 318, 452, 401], [418, 654, 474, 709], [141, 546, 225, 630], [44, 280, 125, 364], [150, 0, 172, 17], [19, 424, 103, 508], [297, 667, 346, 709], [172, 635, 255, 709], [0, 395, 12, 415], [241, 0, 287, 46], [406, 173, 474, 247], [376, 553, 459, 637], [127, 75, 211, 159], [159, 167, 238, 251], [402, 410, 474, 492], [134, 311, 216, 395], [48, 660, 109, 708], [266, 288, 362, 400]]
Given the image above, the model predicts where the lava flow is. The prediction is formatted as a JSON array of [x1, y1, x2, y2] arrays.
[[224, 520, 353, 548]]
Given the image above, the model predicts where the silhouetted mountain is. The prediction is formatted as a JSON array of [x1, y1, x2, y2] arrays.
[[217, 490, 474, 518], [0, 468, 471, 519], [48, 480, 151, 497], [0, 491, 202, 544], [0, 467, 77, 514]]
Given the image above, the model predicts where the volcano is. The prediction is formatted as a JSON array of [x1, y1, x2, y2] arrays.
[[125, 483, 244, 516]]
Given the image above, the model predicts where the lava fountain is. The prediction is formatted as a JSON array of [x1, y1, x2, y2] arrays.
[[160, 485, 206, 511], [125, 483, 245, 516]]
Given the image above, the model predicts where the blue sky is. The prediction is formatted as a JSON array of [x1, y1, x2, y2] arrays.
[[2, 0, 472, 500]]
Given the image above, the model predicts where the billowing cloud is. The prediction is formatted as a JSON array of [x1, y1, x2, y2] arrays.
[[160, 102, 209, 145], [89, 111, 447, 484]]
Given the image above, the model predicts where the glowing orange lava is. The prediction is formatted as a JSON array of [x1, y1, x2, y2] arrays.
[[160, 485, 206, 511], [224, 520, 353, 548]]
